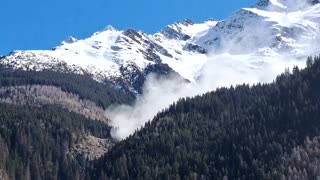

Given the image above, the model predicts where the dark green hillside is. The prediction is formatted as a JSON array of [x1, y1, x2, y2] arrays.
[[0, 65, 134, 108], [0, 64, 135, 180], [91, 56, 320, 180], [0, 103, 113, 180]]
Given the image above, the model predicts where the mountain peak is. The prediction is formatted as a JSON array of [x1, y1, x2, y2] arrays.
[[63, 36, 78, 44], [205, 18, 216, 22], [103, 25, 116, 32], [255, 0, 319, 10], [92, 25, 118, 36], [160, 19, 197, 40], [255, 0, 270, 7], [182, 18, 194, 26]]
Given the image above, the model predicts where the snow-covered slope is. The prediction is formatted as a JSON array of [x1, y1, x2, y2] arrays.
[[193, 0, 320, 56], [1, 19, 216, 93], [1, 0, 320, 94]]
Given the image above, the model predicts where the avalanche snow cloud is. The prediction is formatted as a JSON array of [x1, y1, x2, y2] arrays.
[[106, 0, 320, 140], [106, 54, 306, 140]]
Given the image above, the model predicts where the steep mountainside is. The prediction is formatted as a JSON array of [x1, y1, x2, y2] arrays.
[[193, 0, 320, 56], [0, 19, 216, 94], [91, 56, 320, 180], [1, 0, 319, 94]]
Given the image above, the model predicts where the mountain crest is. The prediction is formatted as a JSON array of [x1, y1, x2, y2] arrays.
[[255, 0, 319, 10], [103, 25, 116, 31], [181, 18, 194, 26], [62, 36, 78, 44]]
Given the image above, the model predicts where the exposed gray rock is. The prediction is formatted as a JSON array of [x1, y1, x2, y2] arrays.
[[183, 43, 207, 54], [69, 135, 114, 160]]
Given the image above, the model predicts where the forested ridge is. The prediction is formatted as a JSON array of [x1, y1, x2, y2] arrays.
[[90, 56, 320, 180], [0, 103, 112, 180], [0, 65, 135, 180], [0, 65, 134, 108], [0, 85, 109, 122]]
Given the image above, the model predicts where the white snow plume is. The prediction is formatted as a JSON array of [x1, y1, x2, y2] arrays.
[[106, 53, 307, 140], [106, 74, 191, 140]]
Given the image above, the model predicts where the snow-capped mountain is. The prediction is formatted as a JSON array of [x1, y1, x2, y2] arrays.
[[192, 0, 320, 56], [1, 0, 320, 94], [0, 19, 216, 94]]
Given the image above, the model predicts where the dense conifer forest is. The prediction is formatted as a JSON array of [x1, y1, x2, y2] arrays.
[[0, 103, 112, 180], [0, 65, 135, 180], [90, 56, 320, 180], [0, 65, 134, 108]]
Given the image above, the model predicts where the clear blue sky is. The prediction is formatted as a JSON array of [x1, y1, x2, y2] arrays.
[[0, 0, 256, 55]]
